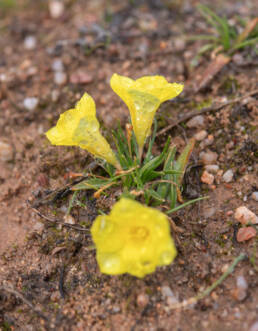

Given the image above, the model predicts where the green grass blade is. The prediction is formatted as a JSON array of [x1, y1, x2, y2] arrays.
[[157, 145, 176, 199], [147, 188, 165, 203], [66, 191, 78, 215], [144, 118, 158, 164], [218, 17, 231, 50], [139, 136, 171, 183], [131, 131, 140, 163], [231, 37, 258, 52], [174, 138, 195, 186], [197, 4, 231, 51], [166, 196, 209, 214], [169, 138, 195, 209], [197, 4, 220, 30], [187, 35, 219, 41], [72, 177, 110, 191]]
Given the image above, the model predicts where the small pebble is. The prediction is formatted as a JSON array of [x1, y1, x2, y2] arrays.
[[249, 321, 258, 331], [161, 286, 178, 305], [51, 58, 64, 72], [51, 90, 60, 102], [112, 306, 120, 313], [200, 135, 214, 149], [59, 205, 67, 213], [54, 71, 67, 85], [70, 72, 93, 84], [33, 221, 44, 232], [199, 150, 218, 164], [49, 0, 64, 19], [201, 171, 214, 185], [186, 115, 205, 128], [233, 275, 248, 301], [64, 214, 75, 224], [0, 141, 13, 162], [235, 206, 258, 225], [161, 285, 173, 297], [223, 169, 234, 183], [226, 210, 233, 216], [221, 264, 229, 273], [50, 291, 61, 302], [24, 35, 37, 50], [203, 207, 216, 218], [205, 164, 219, 174], [237, 227, 256, 242], [251, 192, 258, 202], [232, 53, 244, 66], [37, 173, 49, 188], [174, 38, 186, 52], [136, 293, 149, 308], [23, 97, 38, 111], [194, 130, 207, 141]]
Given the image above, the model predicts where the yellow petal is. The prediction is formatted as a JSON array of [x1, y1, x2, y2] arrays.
[[91, 198, 177, 278], [110, 73, 184, 148], [46, 93, 118, 167]]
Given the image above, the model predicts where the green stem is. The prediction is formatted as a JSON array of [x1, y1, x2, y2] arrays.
[[169, 253, 246, 309], [138, 146, 143, 164], [195, 253, 246, 302]]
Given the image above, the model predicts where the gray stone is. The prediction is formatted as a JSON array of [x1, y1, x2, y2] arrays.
[[54, 71, 67, 85], [235, 206, 258, 225], [187, 115, 205, 128], [223, 169, 234, 183], [51, 59, 64, 72], [49, 0, 64, 19], [23, 97, 38, 111], [24, 35, 37, 50], [0, 141, 13, 162], [205, 164, 219, 174], [251, 192, 258, 202], [194, 130, 207, 141], [161, 285, 174, 298], [200, 150, 218, 164]]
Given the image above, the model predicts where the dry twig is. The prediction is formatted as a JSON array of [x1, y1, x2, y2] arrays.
[[0, 285, 48, 322], [157, 89, 258, 137], [168, 253, 246, 309], [27, 200, 90, 233]]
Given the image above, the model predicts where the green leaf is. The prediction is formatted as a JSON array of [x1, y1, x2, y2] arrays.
[[113, 128, 132, 169], [144, 118, 158, 164], [174, 138, 195, 186], [197, 4, 220, 30], [166, 196, 209, 214], [169, 138, 195, 209], [187, 35, 219, 41], [72, 178, 109, 191], [157, 145, 177, 200], [142, 170, 163, 181], [139, 136, 171, 182], [231, 37, 258, 52], [147, 189, 165, 203]]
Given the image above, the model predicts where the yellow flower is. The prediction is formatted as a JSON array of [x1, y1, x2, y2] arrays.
[[110, 73, 184, 148], [91, 198, 177, 278], [46, 93, 119, 167]]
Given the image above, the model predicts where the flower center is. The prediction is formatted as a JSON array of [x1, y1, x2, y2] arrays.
[[130, 226, 149, 241]]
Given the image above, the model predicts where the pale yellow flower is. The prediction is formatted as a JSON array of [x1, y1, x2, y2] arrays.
[[110, 74, 184, 148], [46, 93, 119, 167], [91, 198, 177, 278]]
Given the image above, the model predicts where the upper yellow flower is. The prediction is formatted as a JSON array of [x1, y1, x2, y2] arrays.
[[91, 198, 177, 278], [110, 73, 184, 148], [46, 93, 119, 167]]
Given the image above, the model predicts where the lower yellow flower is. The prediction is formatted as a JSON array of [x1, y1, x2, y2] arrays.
[[91, 198, 177, 278], [46, 93, 119, 168]]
